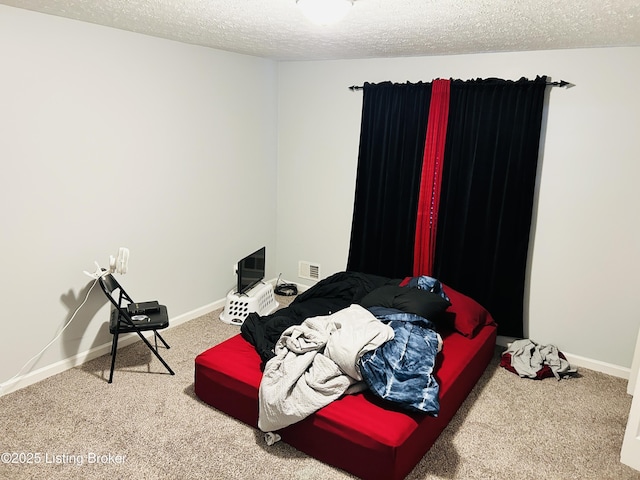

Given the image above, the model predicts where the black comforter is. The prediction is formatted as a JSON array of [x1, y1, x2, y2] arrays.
[[240, 271, 399, 364]]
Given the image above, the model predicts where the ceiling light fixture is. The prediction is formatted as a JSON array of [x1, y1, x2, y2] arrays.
[[296, 0, 354, 26]]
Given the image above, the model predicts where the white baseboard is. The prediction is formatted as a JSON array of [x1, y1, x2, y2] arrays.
[[0, 299, 225, 398], [496, 335, 631, 380], [170, 298, 226, 327], [562, 351, 631, 380]]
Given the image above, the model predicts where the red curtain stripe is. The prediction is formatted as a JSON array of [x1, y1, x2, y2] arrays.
[[413, 79, 451, 277]]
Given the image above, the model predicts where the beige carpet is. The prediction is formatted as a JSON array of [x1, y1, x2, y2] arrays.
[[1, 297, 639, 480]]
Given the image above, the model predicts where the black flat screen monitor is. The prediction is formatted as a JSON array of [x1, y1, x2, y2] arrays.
[[237, 246, 265, 295]]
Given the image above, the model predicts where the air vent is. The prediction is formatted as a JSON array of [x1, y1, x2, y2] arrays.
[[298, 261, 320, 281]]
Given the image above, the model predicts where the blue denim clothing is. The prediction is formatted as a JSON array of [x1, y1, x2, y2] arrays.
[[359, 307, 440, 415], [406, 275, 450, 302]]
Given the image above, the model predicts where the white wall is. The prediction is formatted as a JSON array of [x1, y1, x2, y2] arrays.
[[0, 6, 278, 390], [276, 48, 640, 372]]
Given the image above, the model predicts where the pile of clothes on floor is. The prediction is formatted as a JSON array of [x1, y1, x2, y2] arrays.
[[500, 338, 577, 380]]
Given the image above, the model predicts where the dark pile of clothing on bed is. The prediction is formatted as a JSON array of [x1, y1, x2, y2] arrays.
[[241, 271, 397, 363], [240, 271, 453, 432]]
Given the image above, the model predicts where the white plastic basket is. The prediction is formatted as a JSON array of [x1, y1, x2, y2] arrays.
[[219, 282, 279, 325]]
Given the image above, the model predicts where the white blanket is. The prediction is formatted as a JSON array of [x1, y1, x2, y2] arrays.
[[258, 304, 394, 433]]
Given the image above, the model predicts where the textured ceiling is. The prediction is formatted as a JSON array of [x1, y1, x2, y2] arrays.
[[2, 0, 639, 61]]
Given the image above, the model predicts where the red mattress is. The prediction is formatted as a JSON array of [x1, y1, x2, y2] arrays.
[[195, 322, 497, 479]]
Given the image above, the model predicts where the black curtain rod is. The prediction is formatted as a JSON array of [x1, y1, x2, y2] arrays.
[[348, 80, 574, 91]]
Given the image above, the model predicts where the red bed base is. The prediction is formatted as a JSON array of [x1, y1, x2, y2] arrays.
[[195, 323, 497, 480]]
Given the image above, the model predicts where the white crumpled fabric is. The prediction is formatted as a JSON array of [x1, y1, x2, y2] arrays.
[[504, 338, 577, 380]]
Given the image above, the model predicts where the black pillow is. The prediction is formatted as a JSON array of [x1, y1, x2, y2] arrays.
[[359, 285, 451, 320]]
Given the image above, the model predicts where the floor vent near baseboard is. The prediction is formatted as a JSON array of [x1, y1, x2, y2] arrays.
[[298, 261, 320, 281]]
